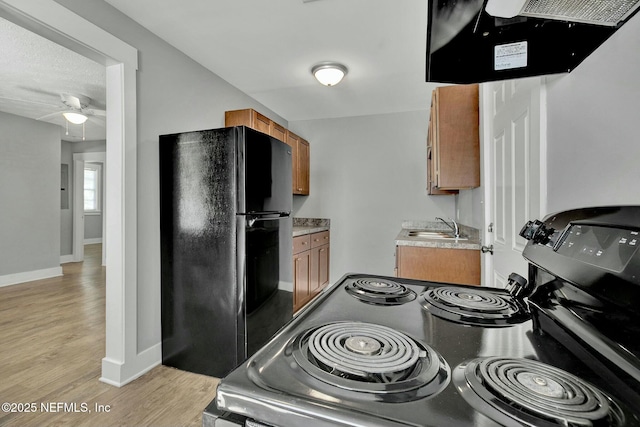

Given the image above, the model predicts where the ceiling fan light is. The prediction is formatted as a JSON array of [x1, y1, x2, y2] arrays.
[[312, 63, 348, 86], [63, 112, 88, 124]]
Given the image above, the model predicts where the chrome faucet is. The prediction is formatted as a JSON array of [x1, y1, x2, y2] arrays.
[[435, 217, 460, 238]]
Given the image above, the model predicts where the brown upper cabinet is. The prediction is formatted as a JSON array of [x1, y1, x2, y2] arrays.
[[271, 121, 286, 143], [225, 108, 274, 137], [427, 84, 480, 194], [287, 131, 310, 195], [225, 108, 310, 195]]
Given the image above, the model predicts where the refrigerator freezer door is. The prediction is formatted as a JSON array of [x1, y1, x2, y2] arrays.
[[237, 127, 292, 215]]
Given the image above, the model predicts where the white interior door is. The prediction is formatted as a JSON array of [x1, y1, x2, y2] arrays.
[[482, 77, 546, 288]]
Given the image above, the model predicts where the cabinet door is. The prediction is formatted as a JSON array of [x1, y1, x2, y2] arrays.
[[436, 84, 480, 190], [310, 232, 330, 297], [296, 139, 310, 195], [432, 90, 441, 188], [396, 246, 480, 285], [286, 131, 300, 193], [253, 110, 271, 135], [427, 84, 479, 193], [309, 245, 329, 296], [310, 245, 329, 295], [427, 95, 457, 195], [270, 122, 286, 142], [310, 246, 320, 295], [293, 251, 311, 311], [317, 245, 329, 290]]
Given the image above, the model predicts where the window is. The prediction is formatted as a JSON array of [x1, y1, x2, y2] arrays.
[[84, 163, 102, 213]]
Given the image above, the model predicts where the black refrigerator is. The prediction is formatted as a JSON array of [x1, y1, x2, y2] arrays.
[[159, 126, 293, 378]]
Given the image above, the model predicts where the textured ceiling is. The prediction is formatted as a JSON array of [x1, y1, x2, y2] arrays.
[[0, 17, 106, 142]]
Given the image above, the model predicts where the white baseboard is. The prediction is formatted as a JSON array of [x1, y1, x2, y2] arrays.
[[0, 266, 63, 288], [100, 343, 162, 387], [60, 254, 74, 264], [84, 238, 103, 244]]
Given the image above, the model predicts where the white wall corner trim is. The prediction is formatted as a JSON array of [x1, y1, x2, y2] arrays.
[[60, 255, 74, 264], [0, 0, 147, 387], [0, 267, 63, 288], [101, 344, 161, 388]]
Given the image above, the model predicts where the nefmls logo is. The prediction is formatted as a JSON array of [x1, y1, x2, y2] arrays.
[[41, 402, 90, 413]]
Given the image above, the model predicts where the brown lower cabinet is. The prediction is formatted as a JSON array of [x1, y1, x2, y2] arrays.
[[293, 231, 330, 312], [395, 246, 480, 286]]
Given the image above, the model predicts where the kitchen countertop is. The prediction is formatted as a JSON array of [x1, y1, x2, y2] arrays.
[[395, 220, 481, 250], [293, 226, 330, 237], [292, 217, 330, 237]]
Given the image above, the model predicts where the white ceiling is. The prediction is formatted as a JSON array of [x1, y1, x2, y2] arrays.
[[0, 17, 106, 142], [103, 0, 440, 122], [0, 0, 440, 142]]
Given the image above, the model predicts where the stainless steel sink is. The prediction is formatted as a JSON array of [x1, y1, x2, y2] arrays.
[[407, 230, 468, 240]]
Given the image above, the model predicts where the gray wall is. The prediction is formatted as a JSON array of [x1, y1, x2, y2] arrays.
[[84, 213, 103, 240], [290, 111, 456, 281], [56, 0, 289, 352], [545, 15, 640, 213], [0, 111, 61, 276]]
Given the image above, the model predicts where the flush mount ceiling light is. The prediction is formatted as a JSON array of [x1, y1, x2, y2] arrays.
[[312, 62, 348, 86], [63, 112, 88, 124]]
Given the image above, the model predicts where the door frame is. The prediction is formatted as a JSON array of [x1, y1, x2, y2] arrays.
[[73, 152, 107, 265], [0, 0, 146, 386]]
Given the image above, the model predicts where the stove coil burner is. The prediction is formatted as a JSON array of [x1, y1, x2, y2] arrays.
[[454, 357, 626, 426], [291, 322, 449, 399], [420, 286, 528, 326], [345, 278, 417, 306]]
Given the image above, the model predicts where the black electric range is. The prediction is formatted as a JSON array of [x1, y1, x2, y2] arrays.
[[204, 206, 640, 427]]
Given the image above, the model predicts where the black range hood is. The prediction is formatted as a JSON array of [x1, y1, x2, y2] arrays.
[[426, 0, 640, 84]]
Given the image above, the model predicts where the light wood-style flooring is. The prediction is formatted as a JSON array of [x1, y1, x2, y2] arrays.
[[0, 244, 219, 427]]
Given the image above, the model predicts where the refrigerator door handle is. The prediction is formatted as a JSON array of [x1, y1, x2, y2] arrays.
[[242, 211, 291, 227]]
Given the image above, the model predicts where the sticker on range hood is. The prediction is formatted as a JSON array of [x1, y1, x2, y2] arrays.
[[494, 41, 528, 70]]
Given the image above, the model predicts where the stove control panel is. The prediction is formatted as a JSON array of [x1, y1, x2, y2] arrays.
[[520, 220, 555, 245], [554, 224, 639, 272]]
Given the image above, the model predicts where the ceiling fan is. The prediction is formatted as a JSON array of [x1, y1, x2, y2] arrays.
[[36, 94, 106, 140], [37, 93, 105, 124]]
